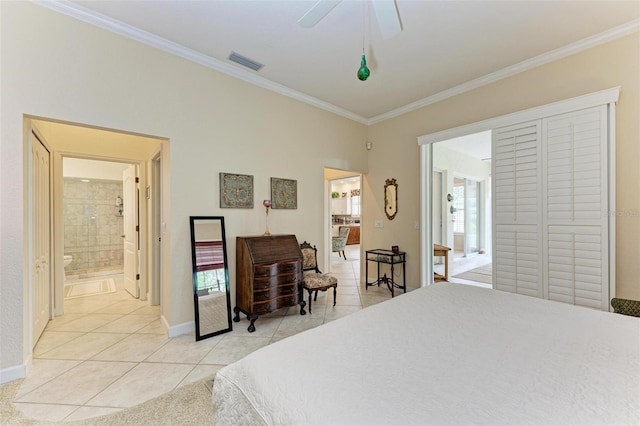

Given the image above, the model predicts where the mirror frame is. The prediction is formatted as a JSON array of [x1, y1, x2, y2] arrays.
[[189, 216, 232, 341], [384, 178, 398, 220]]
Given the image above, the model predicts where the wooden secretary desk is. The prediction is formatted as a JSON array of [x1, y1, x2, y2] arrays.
[[234, 234, 306, 332]]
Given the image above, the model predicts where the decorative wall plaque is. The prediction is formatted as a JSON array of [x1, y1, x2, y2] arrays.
[[219, 173, 253, 208], [270, 178, 297, 209]]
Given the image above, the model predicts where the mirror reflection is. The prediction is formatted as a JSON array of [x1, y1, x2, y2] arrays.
[[190, 216, 232, 340]]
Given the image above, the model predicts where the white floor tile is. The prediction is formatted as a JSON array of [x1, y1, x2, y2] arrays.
[[145, 334, 222, 364], [91, 333, 169, 362], [178, 364, 224, 387], [36, 332, 129, 360], [92, 313, 158, 333], [16, 360, 136, 405], [14, 402, 79, 422], [200, 336, 271, 365], [86, 362, 194, 408], [33, 331, 85, 357], [16, 359, 82, 398]]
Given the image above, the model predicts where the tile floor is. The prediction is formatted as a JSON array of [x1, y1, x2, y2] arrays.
[[434, 250, 493, 288], [14, 244, 398, 423]]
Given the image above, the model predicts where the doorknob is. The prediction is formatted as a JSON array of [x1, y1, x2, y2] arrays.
[[121, 234, 125, 238]]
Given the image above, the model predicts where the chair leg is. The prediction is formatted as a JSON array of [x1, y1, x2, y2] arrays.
[[332, 286, 337, 307], [307, 289, 313, 314], [313, 290, 318, 301], [341, 250, 347, 260]]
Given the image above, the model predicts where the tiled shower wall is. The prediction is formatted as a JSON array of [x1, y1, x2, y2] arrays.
[[64, 178, 124, 275]]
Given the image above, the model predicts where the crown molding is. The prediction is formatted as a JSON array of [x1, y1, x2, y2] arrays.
[[368, 19, 639, 125], [33, 0, 370, 125], [32, 2, 638, 127]]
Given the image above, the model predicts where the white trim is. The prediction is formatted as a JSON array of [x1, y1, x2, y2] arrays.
[[608, 102, 617, 309], [0, 364, 26, 384], [419, 144, 433, 287], [370, 21, 638, 124], [164, 316, 194, 338], [33, 0, 369, 125], [418, 87, 620, 145], [34, 1, 637, 126]]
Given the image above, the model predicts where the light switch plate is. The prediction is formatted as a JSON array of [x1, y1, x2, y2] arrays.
[[375, 220, 384, 228]]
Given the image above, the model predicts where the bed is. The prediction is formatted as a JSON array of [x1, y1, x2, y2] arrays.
[[212, 283, 640, 425]]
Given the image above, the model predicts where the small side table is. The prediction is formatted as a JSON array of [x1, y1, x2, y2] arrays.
[[433, 244, 451, 282], [365, 249, 406, 297]]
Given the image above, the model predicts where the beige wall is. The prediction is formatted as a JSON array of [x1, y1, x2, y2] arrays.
[[0, 2, 367, 373], [365, 33, 640, 299]]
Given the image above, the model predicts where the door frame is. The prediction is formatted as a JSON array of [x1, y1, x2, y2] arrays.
[[53, 153, 149, 313], [150, 151, 162, 306], [417, 87, 619, 289]]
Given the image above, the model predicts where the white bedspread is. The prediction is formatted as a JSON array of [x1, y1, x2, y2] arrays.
[[213, 284, 640, 425]]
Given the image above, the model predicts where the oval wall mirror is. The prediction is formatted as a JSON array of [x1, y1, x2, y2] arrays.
[[384, 178, 398, 220], [189, 216, 232, 341]]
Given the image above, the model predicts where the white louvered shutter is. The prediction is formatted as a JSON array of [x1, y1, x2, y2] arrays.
[[492, 121, 543, 297], [543, 106, 609, 309]]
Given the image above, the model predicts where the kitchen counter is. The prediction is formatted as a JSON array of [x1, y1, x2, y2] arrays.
[[339, 225, 360, 245]]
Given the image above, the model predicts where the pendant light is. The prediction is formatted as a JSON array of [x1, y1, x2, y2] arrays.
[[357, 1, 370, 81]]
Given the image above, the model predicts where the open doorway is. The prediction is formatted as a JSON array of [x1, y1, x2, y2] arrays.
[[432, 131, 492, 288], [26, 117, 167, 351], [324, 168, 361, 280]]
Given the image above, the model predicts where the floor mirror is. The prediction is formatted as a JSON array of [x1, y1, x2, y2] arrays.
[[189, 216, 232, 340]]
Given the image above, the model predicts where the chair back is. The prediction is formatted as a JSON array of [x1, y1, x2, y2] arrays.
[[338, 227, 351, 238], [300, 241, 320, 273]]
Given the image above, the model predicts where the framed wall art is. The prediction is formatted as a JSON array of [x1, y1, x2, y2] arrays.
[[219, 173, 254, 208], [270, 177, 297, 209]]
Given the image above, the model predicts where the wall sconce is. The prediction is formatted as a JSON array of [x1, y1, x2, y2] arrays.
[[366, 141, 372, 150]]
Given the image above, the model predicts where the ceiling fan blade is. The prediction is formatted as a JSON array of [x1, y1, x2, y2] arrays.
[[297, 0, 342, 28], [371, 0, 402, 40]]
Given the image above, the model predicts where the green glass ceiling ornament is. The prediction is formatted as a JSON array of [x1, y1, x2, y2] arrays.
[[357, 53, 370, 81]]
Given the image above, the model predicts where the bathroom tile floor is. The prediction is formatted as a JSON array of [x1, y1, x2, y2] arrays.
[[14, 244, 398, 423]]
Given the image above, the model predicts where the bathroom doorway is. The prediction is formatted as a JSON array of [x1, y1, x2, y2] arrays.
[[61, 158, 136, 302], [28, 117, 166, 322]]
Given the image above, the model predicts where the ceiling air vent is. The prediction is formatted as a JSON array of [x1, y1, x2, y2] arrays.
[[228, 52, 263, 72]]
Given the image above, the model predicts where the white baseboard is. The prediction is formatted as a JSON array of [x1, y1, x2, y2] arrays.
[[161, 315, 194, 338], [0, 363, 26, 385]]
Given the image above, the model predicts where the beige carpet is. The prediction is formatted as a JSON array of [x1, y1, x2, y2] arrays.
[[452, 263, 493, 285], [0, 377, 214, 425], [64, 279, 116, 300]]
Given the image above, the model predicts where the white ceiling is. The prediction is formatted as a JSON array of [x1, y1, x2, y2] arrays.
[[42, 1, 639, 123]]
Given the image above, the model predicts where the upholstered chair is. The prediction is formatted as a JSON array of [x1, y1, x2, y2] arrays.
[[300, 241, 337, 314], [331, 227, 350, 260]]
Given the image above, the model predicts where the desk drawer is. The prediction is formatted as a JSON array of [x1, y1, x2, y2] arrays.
[[253, 283, 298, 303], [253, 294, 300, 315], [254, 260, 300, 278]]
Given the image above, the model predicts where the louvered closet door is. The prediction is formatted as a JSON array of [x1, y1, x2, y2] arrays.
[[492, 121, 543, 296], [543, 106, 609, 310]]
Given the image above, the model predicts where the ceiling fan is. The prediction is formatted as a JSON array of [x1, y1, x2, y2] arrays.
[[297, 0, 403, 40]]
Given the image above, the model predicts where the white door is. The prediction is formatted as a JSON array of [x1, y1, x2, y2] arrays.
[[123, 164, 139, 298], [492, 120, 543, 296], [32, 132, 51, 346]]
